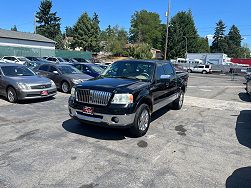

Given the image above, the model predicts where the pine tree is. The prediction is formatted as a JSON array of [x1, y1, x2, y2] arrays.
[[11, 25, 17, 31], [226, 25, 242, 57], [72, 12, 100, 51], [211, 20, 228, 53], [166, 10, 199, 59], [36, 0, 61, 40]]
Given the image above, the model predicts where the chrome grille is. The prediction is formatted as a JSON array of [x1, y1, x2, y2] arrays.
[[31, 84, 51, 89], [76, 89, 112, 106]]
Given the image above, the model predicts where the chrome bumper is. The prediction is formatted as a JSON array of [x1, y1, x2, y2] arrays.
[[69, 107, 135, 127]]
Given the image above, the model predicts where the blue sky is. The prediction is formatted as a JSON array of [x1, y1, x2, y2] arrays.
[[1, 0, 251, 47]]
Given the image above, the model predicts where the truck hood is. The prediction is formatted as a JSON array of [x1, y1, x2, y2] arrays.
[[8, 76, 51, 85], [76, 77, 149, 93]]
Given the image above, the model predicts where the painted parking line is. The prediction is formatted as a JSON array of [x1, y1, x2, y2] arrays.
[[188, 85, 244, 88]]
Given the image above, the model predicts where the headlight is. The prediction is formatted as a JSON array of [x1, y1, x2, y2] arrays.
[[111, 94, 133, 104], [17, 82, 31, 90], [50, 80, 56, 87], [72, 79, 85, 84], [71, 87, 76, 97]]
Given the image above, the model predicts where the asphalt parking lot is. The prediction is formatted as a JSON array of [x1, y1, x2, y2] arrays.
[[0, 73, 251, 188]]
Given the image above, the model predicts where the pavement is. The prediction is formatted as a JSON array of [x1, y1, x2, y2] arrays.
[[0, 73, 251, 188]]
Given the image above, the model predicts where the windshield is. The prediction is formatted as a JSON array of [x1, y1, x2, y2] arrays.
[[102, 61, 154, 81], [89, 64, 104, 74], [17, 57, 29, 62], [57, 65, 82, 74], [1, 66, 35, 77]]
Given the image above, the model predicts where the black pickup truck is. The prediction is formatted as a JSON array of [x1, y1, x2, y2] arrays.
[[68, 60, 188, 137]]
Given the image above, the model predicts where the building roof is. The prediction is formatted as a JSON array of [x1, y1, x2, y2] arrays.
[[0, 28, 55, 44]]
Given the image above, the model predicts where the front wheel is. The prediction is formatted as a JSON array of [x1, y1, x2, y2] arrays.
[[187, 69, 192, 73], [202, 70, 207, 74], [61, 81, 70, 93], [7, 87, 18, 103], [129, 104, 151, 137]]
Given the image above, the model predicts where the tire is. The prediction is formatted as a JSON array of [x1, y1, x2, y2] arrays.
[[129, 104, 151, 137], [172, 90, 185, 110], [202, 70, 207, 74], [7, 87, 18, 103], [187, 69, 192, 73], [61, 81, 70, 93]]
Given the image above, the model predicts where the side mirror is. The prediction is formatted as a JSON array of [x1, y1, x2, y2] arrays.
[[53, 71, 59, 74]]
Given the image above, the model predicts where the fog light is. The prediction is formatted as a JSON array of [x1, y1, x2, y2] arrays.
[[111, 117, 119, 123]]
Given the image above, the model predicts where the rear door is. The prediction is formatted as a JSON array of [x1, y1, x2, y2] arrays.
[[162, 63, 178, 96], [47, 65, 61, 87]]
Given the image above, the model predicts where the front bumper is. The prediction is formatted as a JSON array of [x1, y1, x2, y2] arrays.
[[68, 106, 135, 127], [17, 87, 57, 100]]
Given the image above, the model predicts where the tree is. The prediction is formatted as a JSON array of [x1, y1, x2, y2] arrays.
[[166, 10, 200, 59], [196, 37, 210, 53], [72, 12, 100, 52], [11, 25, 17, 31], [128, 43, 152, 59], [211, 20, 228, 53], [55, 34, 64, 50], [130, 10, 162, 49], [100, 25, 128, 56], [226, 25, 243, 57], [36, 0, 61, 40], [65, 26, 74, 37]]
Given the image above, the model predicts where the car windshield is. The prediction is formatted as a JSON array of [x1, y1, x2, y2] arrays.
[[1, 66, 35, 77], [57, 65, 82, 74], [17, 57, 29, 62], [102, 61, 154, 81], [89, 64, 104, 74]]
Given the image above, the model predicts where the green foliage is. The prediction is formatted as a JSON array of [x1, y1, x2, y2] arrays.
[[55, 34, 64, 50], [211, 20, 228, 53], [100, 25, 128, 56], [128, 43, 152, 59], [11, 25, 17, 31], [196, 37, 210, 53], [36, 0, 61, 40], [130, 10, 162, 49], [167, 10, 200, 59], [71, 12, 100, 52], [65, 26, 74, 37]]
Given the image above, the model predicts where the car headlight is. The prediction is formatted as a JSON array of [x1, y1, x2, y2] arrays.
[[72, 79, 85, 84], [111, 94, 133, 104], [17, 82, 31, 90], [71, 87, 76, 97], [50, 80, 56, 87]]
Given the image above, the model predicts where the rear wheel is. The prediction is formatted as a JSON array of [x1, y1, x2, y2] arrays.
[[172, 90, 184, 110], [61, 81, 70, 93], [7, 87, 18, 103], [187, 69, 192, 73], [202, 70, 207, 74], [129, 104, 150, 137]]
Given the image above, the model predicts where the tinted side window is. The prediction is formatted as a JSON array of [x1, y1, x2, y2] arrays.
[[49, 66, 57, 72], [163, 63, 175, 75], [205, 65, 210, 68], [74, 64, 82, 71], [198, 66, 204, 68], [155, 64, 165, 81], [39, 65, 49, 71]]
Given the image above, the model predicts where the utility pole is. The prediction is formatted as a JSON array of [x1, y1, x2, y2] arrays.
[[164, 0, 171, 60]]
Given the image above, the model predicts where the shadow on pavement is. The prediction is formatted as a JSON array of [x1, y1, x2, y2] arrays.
[[226, 167, 251, 188], [151, 106, 170, 122], [238, 92, 251, 102], [62, 119, 128, 140], [235, 110, 251, 148]]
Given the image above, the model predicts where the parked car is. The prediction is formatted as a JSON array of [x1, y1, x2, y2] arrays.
[[72, 58, 91, 63], [72, 63, 104, 78], [36, 63, 92, 93], [245, 73, 251, 97], [68, 60, 188, 137], [0, 63, 57, 103], [96, 64, 108, 70], [1, 56, 30, 64], [23, 61, 48, 70], [26, 57, 48, 62], [46, 57, 66, 63], [187, 64, 212, 74]]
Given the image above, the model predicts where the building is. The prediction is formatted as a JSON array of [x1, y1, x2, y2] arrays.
[[187, 53, 229, 65], [0, 28, 55, 50]]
